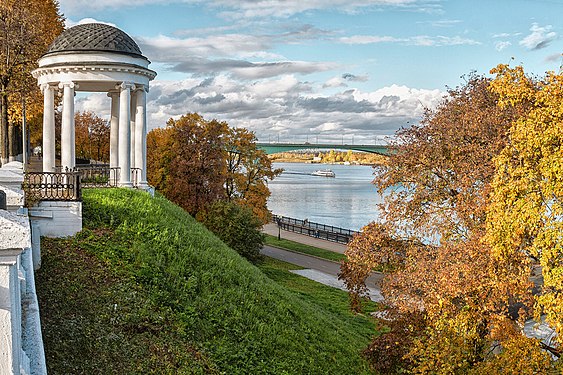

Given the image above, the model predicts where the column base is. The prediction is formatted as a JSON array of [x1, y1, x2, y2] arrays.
[[118, 181, 133, 188]]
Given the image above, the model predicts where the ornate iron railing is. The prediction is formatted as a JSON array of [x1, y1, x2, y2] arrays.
[[75, 165, 120, 188], [22, 171, 81, 204], [23, 166, 144, 205], [272, 214, 360, 244]]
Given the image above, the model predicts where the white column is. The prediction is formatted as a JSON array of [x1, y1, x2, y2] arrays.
[[59, 82, 76, 172], [108, 91, 119, 183], [130, 90, 137, 171], [41, 84, 55, 173], [118, 82, 134, 187], [135, 87, 148, 188]]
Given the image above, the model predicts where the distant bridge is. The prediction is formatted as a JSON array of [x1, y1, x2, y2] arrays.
[[256, 143, 390, 155]]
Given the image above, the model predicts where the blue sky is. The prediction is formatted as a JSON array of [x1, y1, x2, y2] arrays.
[[58, 0, 563, 143]]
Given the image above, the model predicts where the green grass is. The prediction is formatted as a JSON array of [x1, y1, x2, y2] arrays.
[[264, 234, 347, 262], [257, 257, 378, 330], [36, 189, 376, 374]]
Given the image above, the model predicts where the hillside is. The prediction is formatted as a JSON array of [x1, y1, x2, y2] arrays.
[[35, 189, 375, 374]]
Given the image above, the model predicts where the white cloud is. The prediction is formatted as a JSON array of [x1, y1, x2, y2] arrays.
[[323, 73, 369, 88], [410, 35, 479, 46], [312, 122, 342, 132], [495, 41, 511, 51], [65, 18, 116, 28], [544, 53, 562, 63], [147, 76, 444, 140], [339, 34, 480, 47], [75, 93, 111, 117], [323, 77, 348, 88], [59, 0, 437, 19], [229, 61, 337, 79], [59, 0, 172, 13], [137, 34, 271, 59], [339, 35, 401, 44], [519, 23, 557, 50], [418, 19, 462, 28], [137, 24, 328, 63], [219, 0, 445, 19], [75, 73, 444, 144], [136, 28, 336, 79]]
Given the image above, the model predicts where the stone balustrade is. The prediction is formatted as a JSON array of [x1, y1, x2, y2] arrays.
[[0, 162, 46, 375]]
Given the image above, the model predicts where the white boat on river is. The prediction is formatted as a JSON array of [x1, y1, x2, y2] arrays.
[[311, 169, 335, 177]]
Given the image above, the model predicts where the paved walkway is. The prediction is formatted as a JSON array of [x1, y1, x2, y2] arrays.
[[262, 245, 342, 274], [263, 223, 348, 254], [261, 244, 383, 301]]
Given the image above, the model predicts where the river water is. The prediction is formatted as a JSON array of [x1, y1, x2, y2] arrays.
[[267, 162, 383, 231]]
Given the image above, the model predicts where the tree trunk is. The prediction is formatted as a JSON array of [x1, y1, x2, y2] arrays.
[[12, 123, 22, 161], [8, 121, 13, 161], [0, 87, 8, 165]]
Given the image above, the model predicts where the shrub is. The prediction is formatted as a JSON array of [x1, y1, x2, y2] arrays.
[[200, 200, 264, 261]]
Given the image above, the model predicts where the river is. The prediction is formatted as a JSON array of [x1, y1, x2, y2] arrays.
[[267, 162, 383, 231]]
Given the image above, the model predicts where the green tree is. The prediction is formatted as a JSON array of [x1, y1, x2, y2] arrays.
[[200, 200, 264, 261]]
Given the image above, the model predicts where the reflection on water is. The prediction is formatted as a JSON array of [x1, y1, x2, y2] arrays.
[[267, 162, 383, 231]]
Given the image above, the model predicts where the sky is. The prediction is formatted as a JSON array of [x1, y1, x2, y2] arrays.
[[57, 0, 563, 144]]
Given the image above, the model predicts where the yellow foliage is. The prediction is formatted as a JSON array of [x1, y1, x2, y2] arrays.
[[342, 73, 559, 372], [0, 0, 64, 157], [488, 64, 563, 348]]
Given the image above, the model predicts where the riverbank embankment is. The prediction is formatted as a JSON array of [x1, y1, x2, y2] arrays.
[[262, 223, 347, 254]]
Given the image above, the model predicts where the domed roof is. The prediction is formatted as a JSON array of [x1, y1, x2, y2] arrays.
[[45, 23, 144, 57]]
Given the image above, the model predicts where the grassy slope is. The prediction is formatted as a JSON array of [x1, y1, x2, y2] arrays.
[[36, 189, 375, 374]]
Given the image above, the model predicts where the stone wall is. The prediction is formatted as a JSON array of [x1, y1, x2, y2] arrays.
[[0, 162, 46, 375], [29, 201, 82, 238]]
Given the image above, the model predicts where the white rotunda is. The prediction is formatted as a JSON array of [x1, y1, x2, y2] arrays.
[[32, 23, 156, 188]]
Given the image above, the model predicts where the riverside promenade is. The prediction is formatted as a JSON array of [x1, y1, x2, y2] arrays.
[[261, 223, 383, 301], [262, 223, 348, 254]]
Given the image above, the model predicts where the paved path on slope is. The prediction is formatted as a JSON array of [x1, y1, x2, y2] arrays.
[[261, 245, 342, 275], [260, 245, 383, 301], [262, 223, 348, 254]]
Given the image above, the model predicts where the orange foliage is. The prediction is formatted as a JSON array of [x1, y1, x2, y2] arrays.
[[74, 111, 110, 162], [340, 74, 555, 372], [147, 113, 279, 222], [0, 0, 64, 160], [226, 127, 282, 223], [147, 113, 228, 217]]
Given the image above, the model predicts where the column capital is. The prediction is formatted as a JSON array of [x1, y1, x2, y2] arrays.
[[107, 89, 120, 98], [118, 82, 136, 91], [58, 81, 78, 90], [40, 83, 55, 94], [133, 84, 148, 93]]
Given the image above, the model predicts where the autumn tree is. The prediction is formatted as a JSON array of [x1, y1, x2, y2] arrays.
[[487, 64, 563, 360], [225, 127, 281, 223], [0, 0, 64, 163], [340, 74, 555, 373], [74, 111, 110, 163], [148, 113, 280, 223], [147, 113, 228, 217]]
